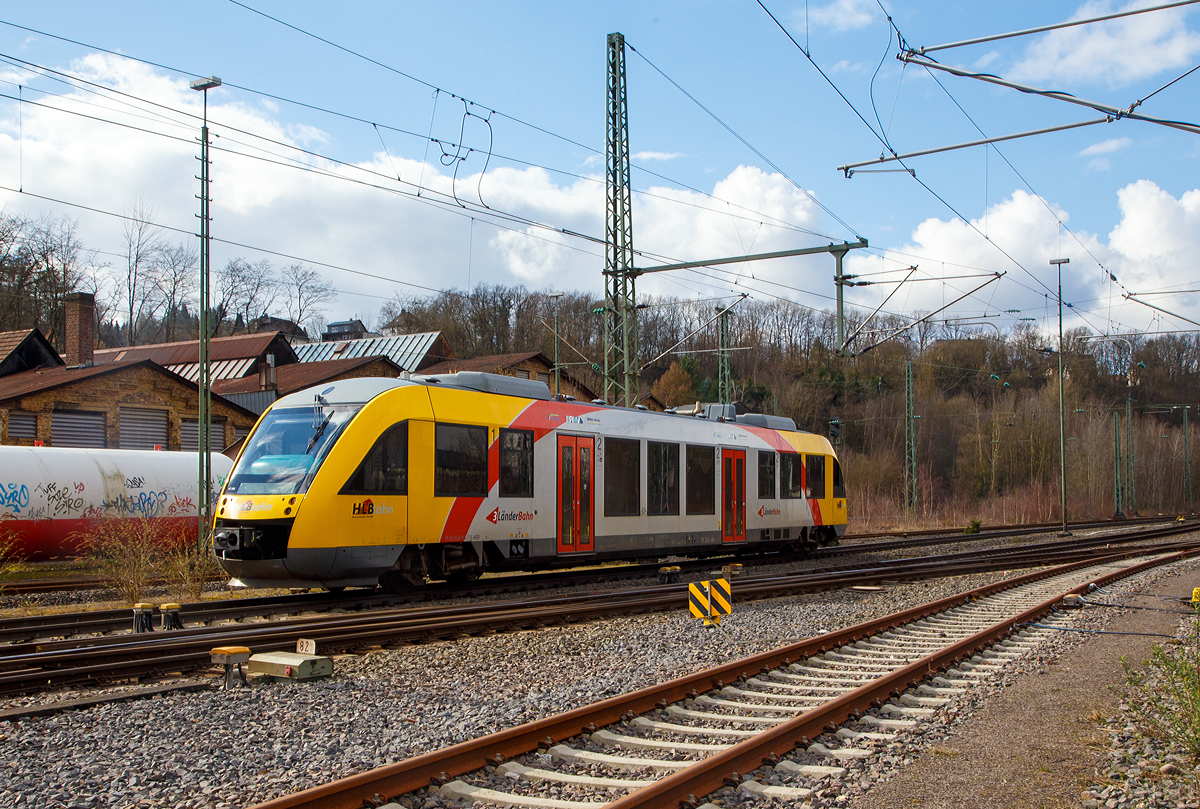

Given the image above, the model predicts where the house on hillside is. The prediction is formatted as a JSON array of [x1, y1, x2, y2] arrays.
[[320, 319, 380, 342]]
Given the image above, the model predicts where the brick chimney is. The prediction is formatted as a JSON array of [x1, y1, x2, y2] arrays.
[[64, 292, 95, 367]]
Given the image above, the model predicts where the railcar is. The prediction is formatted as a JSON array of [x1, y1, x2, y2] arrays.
[[0, 446, 233, 560], [212, 373, 847, 591]]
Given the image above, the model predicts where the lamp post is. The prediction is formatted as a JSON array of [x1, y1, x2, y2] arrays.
[[548, 291, 563, 396], [1050, 257, 1070, 536], [191, 76, 220, 547]]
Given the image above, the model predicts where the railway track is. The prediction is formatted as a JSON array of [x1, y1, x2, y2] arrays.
[[0, 522, 1196, 696], [1, 515, 1173, 597], [0, 518, 1182, 648], [248, 543, 1199, 809]]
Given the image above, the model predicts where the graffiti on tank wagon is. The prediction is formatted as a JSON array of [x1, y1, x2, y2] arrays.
[[167, 494, 195, 515], [0, 482, 30, 514], [36, 481, 85, 516], [102, 490, 170, 518], [125, 476, 145, 489]]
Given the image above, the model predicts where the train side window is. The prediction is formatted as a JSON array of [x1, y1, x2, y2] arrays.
[[758, 451, 776, 499], [342, 421, 407, 495], [806, 454, 827, 499], [604, 438, 640, 516], [685, 445, 715, 515], [499, 428, 534, 497], [780, 454, 804, 498], [647, 441, 680, 516], [435, 423, 488, 497], [832, 458, 846, 498]]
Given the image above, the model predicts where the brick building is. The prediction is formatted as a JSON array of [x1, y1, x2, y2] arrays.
[[0, 294, 257, 451]]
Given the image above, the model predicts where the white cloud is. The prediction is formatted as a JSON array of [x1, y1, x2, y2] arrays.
[[0, 55, 836, 316], [844, 181, 1200, 336], [807, 0, 876, 32], [1079, 137, 1132, 156], [632, 151, 684, 162], [974, 51, 1001, 69], [1088, 157, 1112, 172], [1009, 0, 1200, 87]]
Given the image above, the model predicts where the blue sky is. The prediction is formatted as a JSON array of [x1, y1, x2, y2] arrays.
[[0, 0, 1198, 342]]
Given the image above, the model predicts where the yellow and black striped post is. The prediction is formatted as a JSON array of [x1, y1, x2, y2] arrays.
[[688, 578, 732, 626]]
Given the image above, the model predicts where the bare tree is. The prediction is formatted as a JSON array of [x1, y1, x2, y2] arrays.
[[120, 200, 167, 346], [155, 243, 198, 342], [280, 263, 335, 338], [212, 257, 278, 336]]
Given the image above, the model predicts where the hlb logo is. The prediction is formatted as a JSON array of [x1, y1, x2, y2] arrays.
[[352, 499, 394, 517], [240, 500, 272, 513]]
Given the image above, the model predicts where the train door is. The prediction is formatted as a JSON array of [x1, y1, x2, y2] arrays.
[[721, 448, 746, 543], [557, 434, 594, 553]]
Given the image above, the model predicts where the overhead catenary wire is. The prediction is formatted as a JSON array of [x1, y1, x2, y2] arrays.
[[0, 20, 831, 248]]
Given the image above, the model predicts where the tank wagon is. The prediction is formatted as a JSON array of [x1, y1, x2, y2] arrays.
[[0, 446, 233, 559], [213, 373, 847, 591]]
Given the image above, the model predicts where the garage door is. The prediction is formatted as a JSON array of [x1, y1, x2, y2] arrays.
[[119, 407, 169, 450], [181, 418, 227, 452], [51, 411, 106, 448]]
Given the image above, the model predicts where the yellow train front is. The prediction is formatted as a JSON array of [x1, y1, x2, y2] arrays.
[[212, 372, 847, 591]]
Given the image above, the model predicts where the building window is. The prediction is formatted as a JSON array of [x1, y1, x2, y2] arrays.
[[833, 458, 846, 498], [343, 421, 407, 494], [806, 454, 827, 499], [604, 438, 640, 516], [499, 428, 534, 497], [685, 445, 715, 515], [536, 372, 551, 385], [781, 454, 804, 498], [758, 451, 776, 499], [435, 423, 488, 497], [647, 442, 679, 516], [7, 411, 37, 440]]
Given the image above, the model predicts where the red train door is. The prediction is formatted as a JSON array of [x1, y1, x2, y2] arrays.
[[557, 435, 594, 553], [722, 449, 746, 543]]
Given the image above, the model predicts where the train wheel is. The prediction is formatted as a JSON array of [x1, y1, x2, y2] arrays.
[[379, 570, 418, 593], [324, 586, 345, 594]]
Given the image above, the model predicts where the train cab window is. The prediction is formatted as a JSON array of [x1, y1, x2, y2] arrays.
[[648, 442, 679, 516], [832, 458, 846, 498], [342, 421, 408, 495], [758, 451, 776, 499], [499, 428, 534, 497], [806, 454, 827, 499], [435, 423, 488, 497], [780, 453, 804, 498], [604, 438, 640, 516], [685, 445, 715, 515]]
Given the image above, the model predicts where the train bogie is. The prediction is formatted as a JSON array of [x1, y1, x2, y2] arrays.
[[213, 373, 848, 590]]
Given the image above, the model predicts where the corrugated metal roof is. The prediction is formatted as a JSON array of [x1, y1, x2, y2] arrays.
[[166, 357, 257, 382], [220, 390, 278, 415], [294, 332, 443, 371]]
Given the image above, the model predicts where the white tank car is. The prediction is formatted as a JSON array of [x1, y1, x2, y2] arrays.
[[0, 446, 233, 560]]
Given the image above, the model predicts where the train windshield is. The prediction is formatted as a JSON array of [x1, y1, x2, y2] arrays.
[[226, 405, 360, 496]]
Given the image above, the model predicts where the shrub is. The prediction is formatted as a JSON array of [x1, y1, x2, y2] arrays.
[[964, 519, 982, 534], [161, 533, 220, 603], [0, 530, 23, 595], [1123, 610, 1200, 760], [82, 518, 168, 605]]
